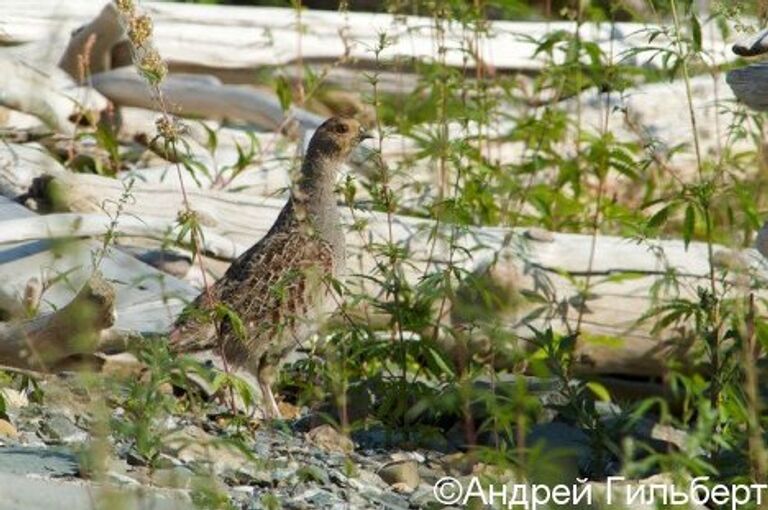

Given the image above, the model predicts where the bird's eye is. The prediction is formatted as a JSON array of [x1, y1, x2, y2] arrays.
[[335, 124, 349, 134]]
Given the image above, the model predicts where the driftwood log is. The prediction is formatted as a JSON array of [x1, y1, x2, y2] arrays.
[[1, 159, 766, 377], [732, 28, 768, 57], [0, 272, 115, 369], [0, 56, 107, 135], [0, 194, 197, 350], [90, 68, 325, 133], [57, 2, 130, 79], [0, 0, 734, 74]]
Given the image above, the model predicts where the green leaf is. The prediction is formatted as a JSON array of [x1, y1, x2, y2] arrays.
[[683, 204, 695, 249], [275, 76, 293, 112], [690, 14, 702, 52], [648, 204, 674, 229], [586, 382, 611, 402]]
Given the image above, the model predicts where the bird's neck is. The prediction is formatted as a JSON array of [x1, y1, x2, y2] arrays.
[[290, 154, 342, 240]]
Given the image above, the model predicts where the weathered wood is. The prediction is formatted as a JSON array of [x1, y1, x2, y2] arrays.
[[5, 168, 767, 377], [0, 212, 245, 260], [0, 195, 198, 339], [732, 28, 768, 57], [0, 1, 734, 72], [0, 143, 63, 198], [0, 56, 108, 135], [90, 68, 325, 132], [58, 2, 127, 79], [0, 272, 115, 369]]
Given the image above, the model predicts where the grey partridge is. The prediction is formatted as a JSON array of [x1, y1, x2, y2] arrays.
[[171, 116, 370, 418]]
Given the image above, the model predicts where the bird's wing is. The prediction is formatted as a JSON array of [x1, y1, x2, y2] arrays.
[[170, 231, 336, 359]]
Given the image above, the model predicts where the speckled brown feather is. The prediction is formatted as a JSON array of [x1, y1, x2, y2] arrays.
[[170, 205, 337, 361]]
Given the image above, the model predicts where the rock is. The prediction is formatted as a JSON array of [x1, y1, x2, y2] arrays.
[[360, 489, 411, 510], [377, 460, 420, 491], [0, 419, 18, 438], [296, 464, 331, 485], [288, 486, 346, 508], [410, 482, 442, 508], [0, 446, 79, 477], [526, 422, 592, 478], [163, 426, 250, 474], [151, 466, 196, 490], [277, 401, 302, 419], [38, 414, 87, 444], [306, 425, 354, 454], [524, 227, 555, 242], [0, 471, 195, 510]]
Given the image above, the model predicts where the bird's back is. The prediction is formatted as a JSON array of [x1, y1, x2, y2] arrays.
[[171, 200, 340, 366]]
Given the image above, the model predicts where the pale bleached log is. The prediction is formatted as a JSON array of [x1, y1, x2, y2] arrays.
[[0, 55, 107, 135], [0, 143, 64, 198], [0, 1, 735, 72], [58, 2, 127, 80], [7, 169, 768, 377], [732, 28, 768, 57], [0, 213, 246, 260], [0, 271, 115, 370], [0, 195, 198, 339], [90, 68, 325, 132]]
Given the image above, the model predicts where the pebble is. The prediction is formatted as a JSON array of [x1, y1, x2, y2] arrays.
[[524, 227, 555, 242], [377, 459, 420, 491], [38, 414, 87, 444], [306, 424, 354, 454], [0, 419, 18, 438]]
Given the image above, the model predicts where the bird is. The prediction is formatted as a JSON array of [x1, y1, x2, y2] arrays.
[[170, 116, 370, 418]]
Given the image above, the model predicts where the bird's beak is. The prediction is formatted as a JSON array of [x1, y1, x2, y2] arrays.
[[358, 127, 373, 142]]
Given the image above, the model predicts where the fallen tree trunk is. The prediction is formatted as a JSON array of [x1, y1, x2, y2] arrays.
[[0, 211, 245, 260], [0, 194, 198, 345], [0, 272, 115, 370], [0, 0, 734, 72], [57, 2, 128, 79], [2, 167, 766, 378], [90, 68, 325, 133], [0, 56, 107, 135]]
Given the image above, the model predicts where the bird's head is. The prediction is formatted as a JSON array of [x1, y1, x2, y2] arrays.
[[306, 116, 371, 162]]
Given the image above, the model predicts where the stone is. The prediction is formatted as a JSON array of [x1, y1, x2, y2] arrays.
[[306, 425, 354, 454], [524, 227, 555, 242], [0, 471, 195, 510], [296, 464, 330, 485], [152, 466, 196, 490], [410, 482, 442, 508], [390, 482, 414, 494], [361, 489, 411, 510], [0, 419, 18, 438], [0, 446, 79, 477], [376, 460, 420, 491], [38, 414, 87, 444], [277, 401, 302, 419], [526, 422, 592, 478]]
